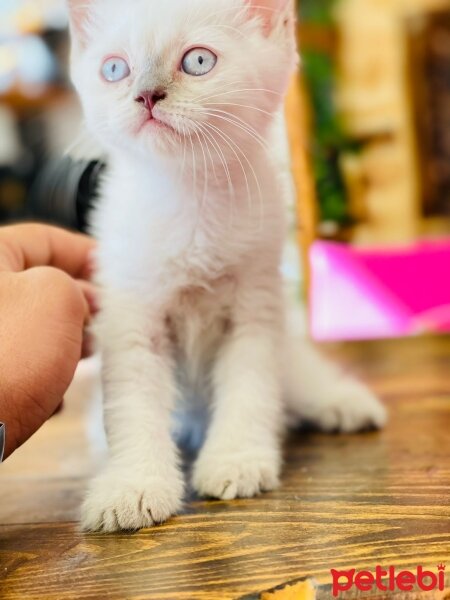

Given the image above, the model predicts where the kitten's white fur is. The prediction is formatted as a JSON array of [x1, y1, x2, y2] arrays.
[[67, 0, 386, 532]]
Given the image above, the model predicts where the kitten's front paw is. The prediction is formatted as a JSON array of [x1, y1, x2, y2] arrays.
[[81, 467, 184, 532], [193, 446, 281, 500], [311, 378, 387, 433]]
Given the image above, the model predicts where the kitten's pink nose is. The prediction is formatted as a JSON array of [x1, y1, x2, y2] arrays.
[[135, 90, 167, 114]]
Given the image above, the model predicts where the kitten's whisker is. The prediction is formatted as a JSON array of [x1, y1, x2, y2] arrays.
[[204, 102, 272, 117], [188, 130, 197, 205], [194, 120, 235, 204], [198, 107, 268, 143], [186, 117, 236, 230], [190, 87, 282, 104], [183, 79, 269, 104], [213, 24, 247, 39], [208, 111, 269, 152], [186, 80, 254, 103], [196, 124, 219, 185], [205, 122, 253, 216], [192, 128, 209, 213], [206, 122, 264, 230], [180, 122, 188, 183], [190, 108, 269, 152]]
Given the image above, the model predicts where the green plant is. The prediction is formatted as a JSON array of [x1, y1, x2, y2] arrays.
[[298, 0, 358, 226]]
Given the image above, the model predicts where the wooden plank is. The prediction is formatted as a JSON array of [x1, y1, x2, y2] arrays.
[[0, 338, 449, 599]]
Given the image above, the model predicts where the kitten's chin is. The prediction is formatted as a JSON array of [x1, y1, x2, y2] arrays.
[[121, 116, 173, 157], [126, 118, 181, 159]]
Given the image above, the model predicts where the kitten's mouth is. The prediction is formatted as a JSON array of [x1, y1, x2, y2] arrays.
[[138, 111, 177, 135]]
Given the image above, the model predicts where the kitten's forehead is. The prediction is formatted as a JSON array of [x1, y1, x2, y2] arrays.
[[98, 0, 243, 40]]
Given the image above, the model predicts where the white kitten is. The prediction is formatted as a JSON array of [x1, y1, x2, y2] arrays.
[[67, 0, 386, 532]]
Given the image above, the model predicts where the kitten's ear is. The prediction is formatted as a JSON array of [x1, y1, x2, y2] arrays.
[[66, 0, 92, 47], [246, 0, 294, 35]]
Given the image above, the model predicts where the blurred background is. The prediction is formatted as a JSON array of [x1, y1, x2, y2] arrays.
[[299, 0, 450, 244], [0, 0, 449, 340], [0, 0, 95, 230]]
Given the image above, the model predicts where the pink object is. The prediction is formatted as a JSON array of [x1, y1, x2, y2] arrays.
[[310, 239, 450, 341]]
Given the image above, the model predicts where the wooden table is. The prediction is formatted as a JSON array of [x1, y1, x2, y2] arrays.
[[1, 337, 449, 599]]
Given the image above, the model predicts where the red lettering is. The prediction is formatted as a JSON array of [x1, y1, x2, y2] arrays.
[[388, 566, 396, 591], [355, 571, 374, 591], [331, 569, 355, 597], [330, 564, 445, 594], [417, 566, 437, 591], [375, 566, 388, 591], [396, 571, 415, 591], [438, 569, 445, 591]]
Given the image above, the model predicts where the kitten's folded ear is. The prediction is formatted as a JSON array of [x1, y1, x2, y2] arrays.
[[66, 0, 92, 47], [246, 0, 295, 35]]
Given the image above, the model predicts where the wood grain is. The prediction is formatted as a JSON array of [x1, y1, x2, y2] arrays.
[[0, 337, 449, 600]]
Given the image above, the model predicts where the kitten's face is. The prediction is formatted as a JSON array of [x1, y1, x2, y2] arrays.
[[69, 0, 297, 162]]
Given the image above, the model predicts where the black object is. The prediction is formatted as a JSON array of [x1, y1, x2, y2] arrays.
[[29, 158, 105, 232]]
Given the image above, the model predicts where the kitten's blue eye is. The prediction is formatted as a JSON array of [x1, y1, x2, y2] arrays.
[[101, 57, 130, 82], [182, 48, 217, 76]]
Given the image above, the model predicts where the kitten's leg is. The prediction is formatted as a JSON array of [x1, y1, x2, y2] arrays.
[[283, 337, 387, 432], [81, 292, 184, 532], [193, 272, 285, 500]]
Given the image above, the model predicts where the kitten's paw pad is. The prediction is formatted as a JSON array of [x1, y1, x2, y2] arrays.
[[193, 449, 281, 500], [81, 469, 184, 532], [315, 379, 387, 433]]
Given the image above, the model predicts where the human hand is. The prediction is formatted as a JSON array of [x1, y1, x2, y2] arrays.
[[0, 224, 97, 459]]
